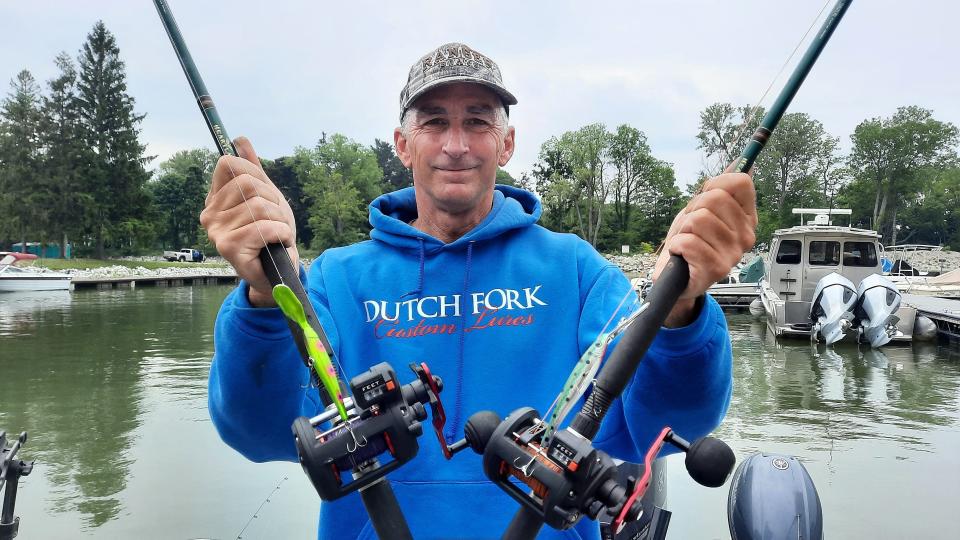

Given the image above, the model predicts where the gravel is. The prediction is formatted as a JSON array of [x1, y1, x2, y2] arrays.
[[24, 250, 960, 280]]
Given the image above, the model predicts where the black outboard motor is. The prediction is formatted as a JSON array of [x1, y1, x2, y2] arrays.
[[727, 453, 823, 540]]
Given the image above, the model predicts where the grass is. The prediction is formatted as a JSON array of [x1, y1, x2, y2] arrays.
[[19, 258, 230, 271]]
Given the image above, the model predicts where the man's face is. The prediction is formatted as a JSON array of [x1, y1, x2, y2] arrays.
[[394, 83, 515, 215]]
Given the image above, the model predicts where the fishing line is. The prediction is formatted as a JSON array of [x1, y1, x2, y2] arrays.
[[704, 0, 834, 178], [219, 155, 351, 387], [234, 475, 289, 540]]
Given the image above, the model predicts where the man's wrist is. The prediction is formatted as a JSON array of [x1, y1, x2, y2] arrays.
[[247, 286, 278, 308], [663, 295, 705, 328]]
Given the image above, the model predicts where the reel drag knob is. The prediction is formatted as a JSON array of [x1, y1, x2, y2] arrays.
[[685, 437, 735, 488], [463, 411, 501, 453], [446, 410, 501, 456]]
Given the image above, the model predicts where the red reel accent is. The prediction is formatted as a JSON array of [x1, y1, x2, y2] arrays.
[[419, 362, 452, 459], [611, 426, 671, 534]]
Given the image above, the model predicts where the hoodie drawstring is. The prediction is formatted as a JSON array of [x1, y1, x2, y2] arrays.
[[401, 237, 426, 299], [447, 241, 474, 443]]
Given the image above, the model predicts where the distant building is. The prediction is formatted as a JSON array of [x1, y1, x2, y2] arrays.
[[10, 242, 72, 259]]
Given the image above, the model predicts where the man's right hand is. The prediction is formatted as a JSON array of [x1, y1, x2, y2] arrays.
[[200, 136, 299, 307]]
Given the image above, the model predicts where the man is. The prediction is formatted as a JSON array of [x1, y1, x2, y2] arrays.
[[202, 43, 756, 539]]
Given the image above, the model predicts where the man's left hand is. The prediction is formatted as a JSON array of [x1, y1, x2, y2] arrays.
[[652, 169, 758, 327]]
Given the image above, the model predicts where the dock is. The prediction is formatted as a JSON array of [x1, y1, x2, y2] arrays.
[[71, 274, 238, 290], [902, 294, 960, 342], [707, 284, 760, 311]]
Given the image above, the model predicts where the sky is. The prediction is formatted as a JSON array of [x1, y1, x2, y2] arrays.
[[2, 0, 958, 187]]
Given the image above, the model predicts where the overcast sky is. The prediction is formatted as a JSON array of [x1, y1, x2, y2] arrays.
[[2, 0, 957, 186]]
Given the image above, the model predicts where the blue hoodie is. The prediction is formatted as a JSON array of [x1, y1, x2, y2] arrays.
[[208, 185, 733, 540]]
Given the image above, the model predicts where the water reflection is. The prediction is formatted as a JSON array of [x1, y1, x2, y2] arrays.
[[0, 287, 222, 530], [721, 314, 960, 457], [2, 292, 959, 538]]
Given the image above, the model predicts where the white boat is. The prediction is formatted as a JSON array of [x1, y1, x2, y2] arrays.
[[882, 244, 960, 298], [0, 261, 72, 292], [756, 208, 916, 346]]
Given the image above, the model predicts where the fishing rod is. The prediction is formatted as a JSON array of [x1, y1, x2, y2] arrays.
[[0, 431, 32, 540], [447, 0, 856, 537], [152, 2, 455, 538]]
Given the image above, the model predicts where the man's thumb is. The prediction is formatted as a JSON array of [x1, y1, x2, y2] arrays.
[[234, 136, 262, 169]]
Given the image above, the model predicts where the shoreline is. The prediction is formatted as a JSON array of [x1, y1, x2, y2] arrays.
[[12, 250, 960, 282]]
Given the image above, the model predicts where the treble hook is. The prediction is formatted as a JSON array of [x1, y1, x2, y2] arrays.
[[345, 424, 367, 453], [514, 455, 537, 477]]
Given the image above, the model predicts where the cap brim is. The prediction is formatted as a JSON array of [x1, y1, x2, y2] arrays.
[[401, 76, 518, 113]]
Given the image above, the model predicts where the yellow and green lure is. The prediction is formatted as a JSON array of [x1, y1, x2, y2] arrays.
[[273, 283, 349, 422]]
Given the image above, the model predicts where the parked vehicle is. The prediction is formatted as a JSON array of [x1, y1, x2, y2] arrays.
[[162, 249, 205, 262]]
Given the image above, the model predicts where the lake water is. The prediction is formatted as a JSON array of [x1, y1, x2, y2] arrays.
[[1, 286, 958, 539]]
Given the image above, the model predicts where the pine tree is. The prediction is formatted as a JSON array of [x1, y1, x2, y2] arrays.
[[76, 21, 151, 258], [40, 52, 93, 257], [0, 69, 43, 250]]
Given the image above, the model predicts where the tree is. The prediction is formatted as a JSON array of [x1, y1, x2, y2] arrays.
[[531, 135, 575, 231], [608, 124, 652, 238], [371, 138, 412, 191], [563, 123, 612, 247], [754, 113, 828, 218], [696, 103, 764, 178], [0, 70, 43, 249], [848, 106, 958, 244], [76, 21, 152, 257], [899, 166, 960, 248], [149, 149, 215, 248], [40, 53, 94, 257], [296, 134, 383, 250], [495, 168, 516, 185], [263, 155, 313, 249]]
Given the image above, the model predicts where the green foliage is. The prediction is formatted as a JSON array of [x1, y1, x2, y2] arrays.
[[5, 26, 959, 259], [149, 151, 212, 248], [39, 53, 93, 257], [532, 122, 683, 251], [698, 104, 844, 243], [76, 21, 152, 257], [845, 106, 959, 245], [496, 168, 516, 185], [371, 138, 412, 191], [296, 134, 383, 250], [263, 155, 313, 248], [696, 103, 763, 176], [0, 69, 43, 244]]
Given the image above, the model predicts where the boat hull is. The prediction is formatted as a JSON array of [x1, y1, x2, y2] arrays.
[[0, 275, 72, 292]]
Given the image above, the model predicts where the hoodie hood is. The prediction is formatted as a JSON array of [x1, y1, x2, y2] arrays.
[[369, 184, 542, 250]]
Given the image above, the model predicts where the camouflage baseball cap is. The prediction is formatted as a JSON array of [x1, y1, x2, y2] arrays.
[[399, 42, 518, 119]]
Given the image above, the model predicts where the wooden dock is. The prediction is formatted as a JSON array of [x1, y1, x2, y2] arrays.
[[71, 274, 238, 290], [902, 294, 960, 342]]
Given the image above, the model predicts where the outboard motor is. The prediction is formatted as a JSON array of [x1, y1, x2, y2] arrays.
[[854, 274, 902, 348], [809, 272, 857, 345], [727, 453, 823, 540]]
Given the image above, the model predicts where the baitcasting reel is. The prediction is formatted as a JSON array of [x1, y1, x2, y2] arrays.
[[292, 361, 448, 501], [451, 407, 735, 534], [1, 431, 33, 540]]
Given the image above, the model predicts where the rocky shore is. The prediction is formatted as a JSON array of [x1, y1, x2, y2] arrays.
[[23, 250, 960, 280]]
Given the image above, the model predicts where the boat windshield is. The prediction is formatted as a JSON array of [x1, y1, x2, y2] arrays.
[[809, 241, 840, 266], [843, 242, 878, 267], [776, 240, 802, 264]]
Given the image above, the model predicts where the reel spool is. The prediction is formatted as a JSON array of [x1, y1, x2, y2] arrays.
[[292, 361, 447, 501]]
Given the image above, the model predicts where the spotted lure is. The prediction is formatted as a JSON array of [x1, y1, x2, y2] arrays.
[[273, 284, 349, 422]]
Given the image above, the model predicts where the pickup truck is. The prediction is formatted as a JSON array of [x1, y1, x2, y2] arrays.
[[163, 248, 205, 262]]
